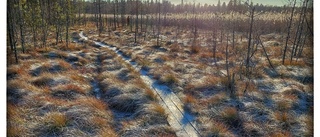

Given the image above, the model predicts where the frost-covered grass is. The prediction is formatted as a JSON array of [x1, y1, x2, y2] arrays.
[[7, 38, 175, 136], [91, 24, 313, 136], [7, 20, 313, 136]]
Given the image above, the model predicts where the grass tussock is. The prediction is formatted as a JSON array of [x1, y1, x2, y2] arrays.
[[184, 94, 196, 104], [269, 131, 292, 137], [144, 89, 158, 101], [273, 59, 307, 67], [90, 116, 108, 128], [190, 45, 201, 54], [55, 84, 87, 95], [283, 60, 307, 67], [7, 104, 28, 137], [220, 107, 240, 126], [199, 51, 213, 59], [31, 76, 54, 87], [275, 100, 292, 111], [206, 121, 232, 137], [160, 73, 178, 85], [150, 103, 167, 118], [70, 73, 88, 84], [58, 42, 84, 51], [305, 115, 313, 137], [204, 92, 227, 106], [137, 58, 152, 70], [108, 94, 146, 113], [35, 47, 55, 53], [7, 125, 27, 137], [56, 59, 72, 70], [45, 112, 68, 131], [236, 81, 258, 93], [98, 127, 118, 137], [170, 43, 181, 52], [273, 112, 294, 129]]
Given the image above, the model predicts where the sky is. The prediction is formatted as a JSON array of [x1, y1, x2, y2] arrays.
[[169, 0, 289, 6]]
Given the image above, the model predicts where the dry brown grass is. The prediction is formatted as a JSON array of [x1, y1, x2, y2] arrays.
[[266, 46, 282, 57], [203, 75, 219, 85], [7, 125, 27, 137], [7, 104, 28, 137], [214, 52, 226, 60], [58, 42, 84, 51], [56, 59, 72, 70], [151, 103, 167, 118], [159, 55, 170, 62], [275, 100, 292, 111], [160, 73, 178, 85], [305, 115, 313, 137], [131, 77, 148, 88], [70, 73, 87, 83], [273, 112, 293, 128], [269, 131, 292, 137], [184, 94, 196, 104], [35, 47, 55, 53], [35, 95, 68, 107], [45, 112, 68, 130], [282, 89, 299, 101], [8, 63, 32, 76], [198, 51, 213, 59], [55, 84, 87, 95], [144, 89, 158, 101], [98, 127, 118, 137], [236, 81, 258, 93], [90, 116, 108, 128], [79, 97, 107, 111], [202, 92, 228, 106], [283, 60, 307, 67], [190, 45, 201, 54], [169, 43, 181, 52], [31, 76, 54, 87], [220, 107, 240, 126], [206, 121, 232, 137], [136, 58, 152, 69]]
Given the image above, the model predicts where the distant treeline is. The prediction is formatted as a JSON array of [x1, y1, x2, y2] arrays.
[[81, 0, 298, 15]]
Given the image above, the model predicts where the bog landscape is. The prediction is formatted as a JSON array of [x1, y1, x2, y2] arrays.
[[7, 0, 313, 136]]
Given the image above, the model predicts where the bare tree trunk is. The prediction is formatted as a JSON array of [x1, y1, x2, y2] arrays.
[[156, 0, 161, 46], [290, 0, 306, 63], [8, 0, 18, 63], [192, 0, 197, 45], [246, 7, 254, 77], [94, 0, 98, 30], [78, 0, 81, 25], [40, 0, 48, 48], [212, 29, 217, 62], [55, 1, 62, 45], [232, 14, 235, 49], [120, 0, 125, 27], [28, 1, 38, 48], [98, 0, 102, 35], [116, 0, 119, 28], [134, 0, 139, 43], [258, 36, 275, 70], [282, 0, 296, 64], [65, 0, 70, 47], [226, 34, 235, 98], [130, 16, 133, 32], [296, 33, 308, 60], [140, 2, 143, 32], [113, 1, 116, 30], [17, 0, 25, 53]]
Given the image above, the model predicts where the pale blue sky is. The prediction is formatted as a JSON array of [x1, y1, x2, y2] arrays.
[[169, 0, 289, 6]]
